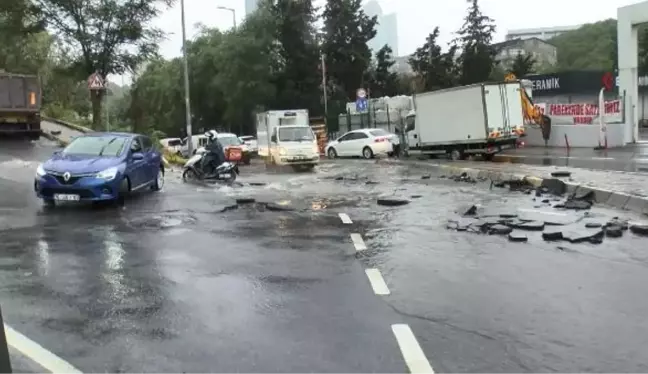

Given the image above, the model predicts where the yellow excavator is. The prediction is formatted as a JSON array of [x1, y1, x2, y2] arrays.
[[505, 73, 552, 146]]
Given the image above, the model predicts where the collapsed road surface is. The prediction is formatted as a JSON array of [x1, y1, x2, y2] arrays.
[[1, 142, 648, 372]]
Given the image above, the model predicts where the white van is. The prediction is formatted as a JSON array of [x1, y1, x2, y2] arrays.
[[180, 134, 209, 157], [257, 110, 319, 170]]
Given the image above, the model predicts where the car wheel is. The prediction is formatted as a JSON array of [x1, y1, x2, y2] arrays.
[[152, 166, 164, 191], [327, 148, 337, 159], [362, 146, 374, 159], [116, 177, 130, 205]]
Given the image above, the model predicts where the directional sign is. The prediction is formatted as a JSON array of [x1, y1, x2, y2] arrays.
[[87, 73, 105, 90], [356, 97, 368, 112], [356, 88, 368, 112]]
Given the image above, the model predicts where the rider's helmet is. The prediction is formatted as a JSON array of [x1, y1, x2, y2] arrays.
[[204, 130, 218, 141]]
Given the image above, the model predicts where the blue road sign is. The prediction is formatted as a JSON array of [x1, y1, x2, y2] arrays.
[[356, 97, 368, 112]]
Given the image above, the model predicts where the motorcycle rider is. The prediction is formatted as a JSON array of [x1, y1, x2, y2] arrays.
[[202, 130, 225, 175]]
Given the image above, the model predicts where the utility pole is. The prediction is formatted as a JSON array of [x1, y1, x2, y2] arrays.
[[180, 0, 193, 155], [321, 52, 328, 124], [217, 6, 239, 134]]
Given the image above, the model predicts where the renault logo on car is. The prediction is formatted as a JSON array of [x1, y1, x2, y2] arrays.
[[63, 172, 71, 182]]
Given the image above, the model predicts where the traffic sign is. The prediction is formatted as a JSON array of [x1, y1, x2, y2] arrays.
[[356, 88, 366, 99], [356, 97, 368, 112], [87, 73, 105, 90]]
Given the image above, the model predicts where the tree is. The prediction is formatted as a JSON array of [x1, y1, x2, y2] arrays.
[[408, 27, 458, 92], [510, 53, 536, 77], [369, 45, 399, 97], [455, 0, 496, 85], [549, 19, 616, 72], [33, 0, 175, 128], [267, 0, 321, 114], [322, 0, 377, 101]]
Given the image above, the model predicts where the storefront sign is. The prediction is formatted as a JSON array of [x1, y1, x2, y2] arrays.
[[546, 100, 622, 124], [530, 77, 560, 91]]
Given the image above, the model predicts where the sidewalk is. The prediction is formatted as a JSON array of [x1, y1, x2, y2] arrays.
[[494, 144, 648, 173]]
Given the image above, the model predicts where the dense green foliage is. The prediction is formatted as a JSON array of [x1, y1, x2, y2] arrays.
[[1, 0, 538, 137]]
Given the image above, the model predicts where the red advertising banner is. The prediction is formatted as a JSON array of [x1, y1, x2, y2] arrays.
[[547, 100, 622, 124]]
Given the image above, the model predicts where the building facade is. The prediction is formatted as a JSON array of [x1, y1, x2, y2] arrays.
[[362, 0, 399, 56], [505, 25, 581, 41], [493, 37, 558, 70], [245, 0, 258, 16]]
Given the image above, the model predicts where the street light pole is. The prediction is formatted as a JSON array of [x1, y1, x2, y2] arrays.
[[217, 6, 241, 134], [180, 0, 193, 155]]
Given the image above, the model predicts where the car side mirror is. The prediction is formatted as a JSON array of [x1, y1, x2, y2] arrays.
[[131, 152, 144, 160], [270, 135, 277, 143]]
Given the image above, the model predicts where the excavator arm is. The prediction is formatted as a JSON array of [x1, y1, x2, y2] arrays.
[[505, 73, 552, 145]]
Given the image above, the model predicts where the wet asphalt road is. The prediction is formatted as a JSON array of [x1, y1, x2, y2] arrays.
[[2, 140, 648, 372]]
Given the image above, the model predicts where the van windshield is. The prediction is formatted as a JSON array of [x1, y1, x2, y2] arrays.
[[278, 127, 314, 142]]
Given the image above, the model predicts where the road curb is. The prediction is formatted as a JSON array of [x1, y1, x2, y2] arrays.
[[41, 116, 93, 133], [392, 159, 648, 215]]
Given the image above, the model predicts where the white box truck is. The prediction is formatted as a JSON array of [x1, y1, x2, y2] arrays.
[[256, 109, 320, 170], [404, 81, 523, 161]]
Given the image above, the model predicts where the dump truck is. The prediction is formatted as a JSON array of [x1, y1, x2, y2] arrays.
[[0, 72, 41, 139]]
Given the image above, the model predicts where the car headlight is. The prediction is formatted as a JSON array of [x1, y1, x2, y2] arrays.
[[96, 166, 119, 181], [278, 147, 287, 155], [36, 164, 46, 177]]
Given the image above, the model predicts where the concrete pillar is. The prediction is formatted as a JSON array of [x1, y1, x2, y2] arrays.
[[617, 2, 648, 144]]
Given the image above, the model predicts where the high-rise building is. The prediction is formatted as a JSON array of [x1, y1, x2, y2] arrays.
[[245, 0, 259, 16], [505, 25, 581, 41], [362, 0, 398, 56]]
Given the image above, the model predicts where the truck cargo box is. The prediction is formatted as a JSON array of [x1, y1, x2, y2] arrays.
[[0, 73, 42, 139]]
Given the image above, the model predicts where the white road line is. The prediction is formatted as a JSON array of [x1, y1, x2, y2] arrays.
[[364, 269, 390, 295], [338, 213, 353, 224], [392, 324, 434, 374], [350, 233, 367, 251], [3, 323, 82, 373]]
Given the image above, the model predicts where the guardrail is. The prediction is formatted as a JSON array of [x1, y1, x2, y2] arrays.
[[0, 306, 12, 373], [41, 116, 92, 133]]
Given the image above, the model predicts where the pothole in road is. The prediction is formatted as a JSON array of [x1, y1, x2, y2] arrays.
[[125, 213, 197, 231]]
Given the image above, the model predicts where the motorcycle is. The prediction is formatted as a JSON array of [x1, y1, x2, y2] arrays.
[[182, 152, 239, 183]]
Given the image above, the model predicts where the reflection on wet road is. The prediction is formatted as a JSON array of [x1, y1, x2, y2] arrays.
[[1, 140, 648, 372]]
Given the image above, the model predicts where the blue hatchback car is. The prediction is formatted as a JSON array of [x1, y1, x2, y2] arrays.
[[34, 132, 164, 206]]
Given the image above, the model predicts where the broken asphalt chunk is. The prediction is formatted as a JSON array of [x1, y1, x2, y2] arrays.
[[542, 229, 563, 241], [264, 203, 295, 212], [519, 221, 545, 231], [508, 232, 528, 242], [489, 224, 512, 235], [551, 171, 572, 178], [630, 224, 648, 236], [235, 197, 256, 204], [457, 204, 478, 216], [562, 228, 604, 244], [605, 225, 623, 238], [377, 198, 410, 207], [563, 200, 592, 210]]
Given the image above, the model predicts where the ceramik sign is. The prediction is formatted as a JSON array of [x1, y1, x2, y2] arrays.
[[524, 71, 648, 96]]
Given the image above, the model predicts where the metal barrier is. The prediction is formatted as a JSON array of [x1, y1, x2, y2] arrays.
[[0, 306, 11, 373]]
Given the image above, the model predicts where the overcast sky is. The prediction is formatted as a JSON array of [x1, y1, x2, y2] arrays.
[[156, 0, 641, 59], [109, 0, 640, 84]]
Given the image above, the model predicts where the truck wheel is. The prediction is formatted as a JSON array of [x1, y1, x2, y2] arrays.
[[362, 146, 374, 159], [449, 149, 463, 161]]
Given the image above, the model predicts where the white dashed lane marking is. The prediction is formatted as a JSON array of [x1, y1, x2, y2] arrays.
[[4, 324, 82, 373], [364, 269, 390, 295], [338, 213, 353, 224], [350, 233, 367, 251], [392, 324, 434, 373]]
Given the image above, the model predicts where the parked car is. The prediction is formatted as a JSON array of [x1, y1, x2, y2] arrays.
[[325, 129, 394, 159], [239, 135, 258, 154], [34, 132, 164, 207]]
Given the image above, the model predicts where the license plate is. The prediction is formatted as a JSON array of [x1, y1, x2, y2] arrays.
[[54, 194, 80, 201], [219, 173, 231, 178]]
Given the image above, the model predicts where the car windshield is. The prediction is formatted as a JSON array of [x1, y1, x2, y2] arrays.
[[279, 127, 314, 142], [63, 136, 127, 157], [369, 129, 390, 137], [167, 139, 182, 146], [218, 136, 243, 146], [240, 136, 255, 141]]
